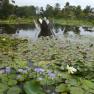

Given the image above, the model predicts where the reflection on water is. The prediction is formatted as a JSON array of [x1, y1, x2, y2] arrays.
[[0, 24, 94, 40]]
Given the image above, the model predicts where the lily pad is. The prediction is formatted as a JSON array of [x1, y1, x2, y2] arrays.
[[70, 87, 84, 94], [0, 83, 8, 93], [8, 79, 17, 86], [24, 81, 45, 94], [7, 86, 21, 94], [55, 84, 68, 93]]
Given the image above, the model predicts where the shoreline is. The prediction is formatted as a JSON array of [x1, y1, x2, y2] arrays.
[[0, 18, 94, 27]]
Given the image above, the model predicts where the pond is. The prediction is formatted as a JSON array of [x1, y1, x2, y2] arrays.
[[0, 24, 94, 40], [0, 24, 94, 94]]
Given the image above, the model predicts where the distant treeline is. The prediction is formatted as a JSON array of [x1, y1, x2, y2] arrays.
[[0, 0, 94, 20]]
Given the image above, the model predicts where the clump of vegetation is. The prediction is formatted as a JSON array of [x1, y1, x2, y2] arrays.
[[0, 35, 94, 94], [0, 0, 94, 26]]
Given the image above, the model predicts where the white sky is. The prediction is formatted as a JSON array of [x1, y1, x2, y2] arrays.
[[10, 0, 94, 9]]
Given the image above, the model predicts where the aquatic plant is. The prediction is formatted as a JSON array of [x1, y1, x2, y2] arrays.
[[0, 35, 94, 94]]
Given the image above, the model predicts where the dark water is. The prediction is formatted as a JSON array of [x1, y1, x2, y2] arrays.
[[0, 24, 94, 40]]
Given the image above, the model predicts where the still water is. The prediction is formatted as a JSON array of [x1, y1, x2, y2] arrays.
[[0, 24, 94, 40]]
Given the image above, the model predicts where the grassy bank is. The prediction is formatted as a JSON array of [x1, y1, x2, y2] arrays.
[[0, 18, 33, 25], [54, 18, 94, 27], [0, 18, 94, 26]]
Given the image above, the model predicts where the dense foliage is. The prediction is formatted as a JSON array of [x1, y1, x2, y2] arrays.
[[0, 0, 14, 19], [0, 1, 94, 22], [0, 35, 94, 94]]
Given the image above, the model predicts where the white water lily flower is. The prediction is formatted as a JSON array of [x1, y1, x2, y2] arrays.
[[17, 75, 22, 79], [2, 38, 6, 41], [37, 77, 43, 81], [67, 65, 77, 74], [22, 70, 28, 74], [18, 69, 23, 73]]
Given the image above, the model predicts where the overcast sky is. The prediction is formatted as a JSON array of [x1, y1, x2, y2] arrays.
[[10, 0, 94, 9]]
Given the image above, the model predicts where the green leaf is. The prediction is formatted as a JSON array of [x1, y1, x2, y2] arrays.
[[0, 74, 8, 83], [89, 89, 94, 93], [8, 80, 17, 86], [62, 72, 71, 79], [8, 74, 16, 79], [7, 86, 21, 94], [0, 91, 4, 94], [61, 93, 68, 94], [70, 87, 84, 94], [67, 79, 79, 86], [0, 83, 8, 93], [81, 79, 94, 90], [24, 81, 45, 94], [55, 84, 68, 93]]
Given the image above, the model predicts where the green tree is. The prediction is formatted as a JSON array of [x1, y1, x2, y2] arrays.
[[63, 2, 70, 18], [15, 6, 36, 17], [63, 2, 74, 18], [74, 5, 82, 18], [26, 6, 36, 17], [54, 3, 61, 17], [65, 2, 70, 8], [0, 0, 14, 18], [83, 6, 91, 15], [45, 4, 54, 17]]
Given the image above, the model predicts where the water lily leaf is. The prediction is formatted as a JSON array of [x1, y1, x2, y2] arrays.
[[67, 79, 79, 86], [61, 93, 68, 94], [7, 86, 21, 94], [0, 83, 8, 93], [70, 87, 84, 94], [55, 84, 68, 93], [1, 75, 8, 83], [81, 79, 94, 90], [8, 74, 16, 79], [38, 61, 50, 66], [24, 81, 45, 94], [62, 72, 71, 79], [0, 91, 4, 94], [8, 80, 17, 86], [14, 59, 27, 68], [89, 89, 94, 93]]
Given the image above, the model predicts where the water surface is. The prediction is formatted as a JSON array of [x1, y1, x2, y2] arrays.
[[0, 24, 94, 40]]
